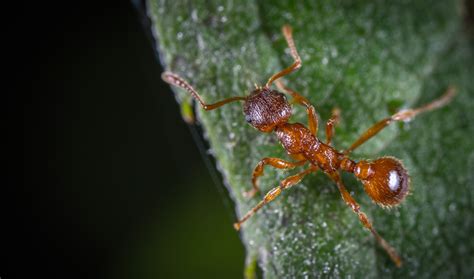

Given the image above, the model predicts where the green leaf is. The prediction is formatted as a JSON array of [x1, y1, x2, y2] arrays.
[[146, 0, 474, 277]]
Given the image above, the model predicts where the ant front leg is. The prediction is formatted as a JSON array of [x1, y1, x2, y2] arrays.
[[325, 108, 341, 145], [344, 86, 456, 155], [235, 166, 317, 230], [328, 172, 402, 267], [276, 80, 319, 136], [162, 72, 247, 110], [245, 157, 307, 198]]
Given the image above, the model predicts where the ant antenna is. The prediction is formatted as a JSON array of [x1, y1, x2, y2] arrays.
[[162, 72, 247, 111], [265, 25, 302, 88]]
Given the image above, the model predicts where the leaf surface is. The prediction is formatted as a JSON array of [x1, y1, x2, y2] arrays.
[[147, 0, 474, 277]]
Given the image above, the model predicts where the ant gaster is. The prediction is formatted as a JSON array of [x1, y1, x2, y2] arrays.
[[162, 25, 456, 267]]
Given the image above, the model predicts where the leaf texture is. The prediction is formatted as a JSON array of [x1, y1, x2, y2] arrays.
[[147, 0, 474, 277]]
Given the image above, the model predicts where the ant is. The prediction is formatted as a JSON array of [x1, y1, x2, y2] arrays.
[[162, 25, 456, 267]]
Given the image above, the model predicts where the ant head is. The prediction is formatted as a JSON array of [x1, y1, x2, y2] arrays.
[[354, 157, 410, 207], [243, 87, 292, 132]]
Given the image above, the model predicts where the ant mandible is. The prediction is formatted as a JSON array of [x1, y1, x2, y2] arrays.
[[162, 25, 456, 267]]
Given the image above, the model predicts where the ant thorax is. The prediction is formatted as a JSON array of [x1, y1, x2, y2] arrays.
[[274, 123, 315, 155], [243, 88, 292, 132]]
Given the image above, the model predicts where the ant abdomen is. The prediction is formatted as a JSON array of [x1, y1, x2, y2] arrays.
[[354, 157, 410, 207]]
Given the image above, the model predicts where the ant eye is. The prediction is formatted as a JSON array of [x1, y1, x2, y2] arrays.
[[245, 115, 253, 123]]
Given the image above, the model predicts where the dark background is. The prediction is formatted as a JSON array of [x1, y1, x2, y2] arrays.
[[6, 1, 244, 278]]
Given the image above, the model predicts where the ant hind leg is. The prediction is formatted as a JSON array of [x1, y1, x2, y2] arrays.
[[328, 172, 402, 267]]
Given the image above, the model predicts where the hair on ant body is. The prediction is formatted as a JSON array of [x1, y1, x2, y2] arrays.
[[161, 25, 456, 267]]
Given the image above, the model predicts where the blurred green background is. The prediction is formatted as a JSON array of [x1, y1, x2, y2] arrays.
[[7, 1, 244, 278]]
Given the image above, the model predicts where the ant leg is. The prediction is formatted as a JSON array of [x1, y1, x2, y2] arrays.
[[290, 153, 306, 161], [325, 108, 341, 145], [162, 72, 247, 110], [276, 80, 319, 135], [245, 157, 307, 198], [265, 25, 302, 88], [344, 86, 456, 155], [234, 166, 317, 230], [328, 172, 402, 267]]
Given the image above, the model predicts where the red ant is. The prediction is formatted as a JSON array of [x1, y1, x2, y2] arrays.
[[162, 25, 456, 267]]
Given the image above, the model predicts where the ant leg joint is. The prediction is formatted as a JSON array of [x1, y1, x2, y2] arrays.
[[245, 157, 306, 198], [391, 110, 415, 121], [264, 188, 282, 202], [233, 223, 241, 231]]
